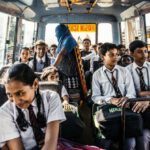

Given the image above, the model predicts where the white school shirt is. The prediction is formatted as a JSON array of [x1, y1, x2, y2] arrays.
[[61, 85, 69, 98], [28, 55, 51, 72], [81, 50, 96, 61], [92, 65, 136, 104], [126, 61, 150, 94], [0, 90, 66, 150]]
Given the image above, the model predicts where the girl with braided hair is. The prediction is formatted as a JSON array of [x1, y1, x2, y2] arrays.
[[0, 63, 65, 150]]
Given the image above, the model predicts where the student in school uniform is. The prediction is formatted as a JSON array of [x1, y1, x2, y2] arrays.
[[92, 43, 141, 150], [41, 66, 69, 106], [29, 40, 51, 72], [0, 63, 66, 150], [127, 40, 150, 150], [15, 47, 30, 65]]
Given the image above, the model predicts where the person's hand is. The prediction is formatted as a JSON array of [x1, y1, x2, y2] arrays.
[[110, 97, 128, 107], [132, 101, 149, 113], [62, 100, 69, 105], [62, 100, 70, 110], [117, 97, 128, 108], [110, 97, 121, 106]]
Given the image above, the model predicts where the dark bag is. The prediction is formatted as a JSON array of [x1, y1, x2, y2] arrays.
[[141, 107, 150, 129], [60, 104, 85, 141], [95, 104, 143, 140]]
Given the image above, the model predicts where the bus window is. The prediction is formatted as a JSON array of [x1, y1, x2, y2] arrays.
[[45, 23, 59, 46], [120, 21, 126, 45], [0, 14, 17, 66], [67, 24, 96, 48], [125, 17, 141, 46], [145, 13, 150, 50], [0, 12, 9, 67], [45, 23, 96, 48], [22, 19, 37, 47], [98, 23, 113, 43]]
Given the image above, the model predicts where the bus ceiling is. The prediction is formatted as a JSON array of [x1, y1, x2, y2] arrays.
[[0, 0, 149, 23]]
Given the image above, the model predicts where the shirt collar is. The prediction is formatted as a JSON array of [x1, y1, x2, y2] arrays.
[[103, 65, 118, 73], [132, 61, 147, 69], [31, 98, 37, 107], [36, 55, 46, 62]]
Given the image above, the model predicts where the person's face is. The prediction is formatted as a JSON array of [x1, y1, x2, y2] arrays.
[[36, 45, 46, 58], [47, 72, 59, 82], [121, 56, 133, 67], [20, 49, 30, 62], [83, 40, 91, 50], [50, 47, 56, 56], [103, 48, 118, 67], [119, 47, 126, 56], [5, 79, 38, 109], [131, 47, 148, 65]]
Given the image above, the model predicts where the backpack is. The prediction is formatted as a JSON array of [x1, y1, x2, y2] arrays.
[[57, 138, 104, 150]]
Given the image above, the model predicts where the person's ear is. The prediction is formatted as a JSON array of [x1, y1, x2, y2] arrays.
[[101, 55, 104, 61], [32, 78, 39, 90]]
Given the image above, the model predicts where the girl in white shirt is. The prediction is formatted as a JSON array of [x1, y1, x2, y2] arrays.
[[0, 63, 65, 150], [15, 47, 30, 65]]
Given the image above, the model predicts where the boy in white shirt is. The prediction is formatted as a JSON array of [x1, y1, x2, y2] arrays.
[[29, 40, 51, 72], [92, 42, 141, 150], [127, 40, 150, 150]]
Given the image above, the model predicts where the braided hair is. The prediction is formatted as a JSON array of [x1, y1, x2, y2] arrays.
[[4, 63, 46, 131]]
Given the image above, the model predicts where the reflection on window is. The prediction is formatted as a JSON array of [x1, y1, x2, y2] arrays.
[[98, 23, 112, 43]]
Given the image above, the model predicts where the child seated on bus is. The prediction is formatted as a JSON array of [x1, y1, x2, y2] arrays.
[[41, 66, 69, 106], [15, 47, 30, 64], [127, 40, 150, 150], [29, 40, 51, 72], [0, 63, 66, 150], [92, 42, 143, 150]]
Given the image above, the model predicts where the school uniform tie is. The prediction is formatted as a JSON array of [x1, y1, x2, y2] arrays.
[[40, 59, 43, 64], [28, 105, 45, 147], [111, 71, 122, 98], [136, 67, 147, 91]]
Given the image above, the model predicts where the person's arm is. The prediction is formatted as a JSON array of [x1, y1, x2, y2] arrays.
[[92, 71, 112, 104], [82, 51, 95, 61], [53, 48, 67, 67], [2, 138, 24, 150], [41, 121, 59, 150], [138, 91, 150, 97]]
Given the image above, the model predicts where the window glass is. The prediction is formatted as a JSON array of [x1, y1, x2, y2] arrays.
[[98, 23, 113, 43], [45, 23, 96, 49], [22, 19, 37, 47]]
